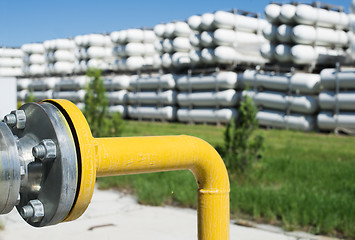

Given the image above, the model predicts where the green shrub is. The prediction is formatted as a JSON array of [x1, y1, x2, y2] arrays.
[[220, 95, 264, 173], [83, 68, 123, 137]]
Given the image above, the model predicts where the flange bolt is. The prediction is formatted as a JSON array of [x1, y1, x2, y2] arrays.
[[20, 199, 44, 222], [3, 110, 26, 129], [32, 139, 56, 161]]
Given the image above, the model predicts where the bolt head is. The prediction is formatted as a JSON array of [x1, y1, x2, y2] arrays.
[[33, 139, 57, 161], [10, 110, 26, 129], [28, 199, 44, 222]]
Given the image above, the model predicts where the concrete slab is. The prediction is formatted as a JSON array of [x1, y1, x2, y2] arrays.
[[0, 188, 327, 240]]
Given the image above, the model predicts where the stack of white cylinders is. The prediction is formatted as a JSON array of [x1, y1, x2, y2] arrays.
[[74, 34, 113, 73], [128, 73, 177, 120], [349, 0, 355, 61], [0, 48, 23, 77], [176, 71, 238, 123], [44, 38, 76, 75], [111, 29, 158, 71], [154, 21, 192, 69], [317, 68, 355, 130], [262, 3, 349, 65], [21, 43, 46, 76], [188, 11, 268, 66], [240, 69, 319, 131]]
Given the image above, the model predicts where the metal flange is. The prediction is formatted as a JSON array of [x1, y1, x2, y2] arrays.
[[0, 102, 78, 227]]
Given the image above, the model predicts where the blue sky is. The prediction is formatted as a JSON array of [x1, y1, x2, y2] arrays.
[[0, 0, 351, 47]]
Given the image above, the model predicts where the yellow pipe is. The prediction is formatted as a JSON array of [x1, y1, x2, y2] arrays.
[[45, 99, 230, 240]]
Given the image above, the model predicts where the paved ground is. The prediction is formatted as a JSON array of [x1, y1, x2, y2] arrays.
[[0, 188, 335, 240]]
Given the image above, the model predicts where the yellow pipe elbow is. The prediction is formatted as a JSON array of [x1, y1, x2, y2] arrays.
[[45, 99, 230, 240]]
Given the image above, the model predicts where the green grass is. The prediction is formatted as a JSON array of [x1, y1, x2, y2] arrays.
[[97, 121, 355, 239]]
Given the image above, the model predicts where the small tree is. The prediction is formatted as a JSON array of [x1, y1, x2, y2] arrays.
[[83, 68, 123, 137], [222, 95, 264, 173]]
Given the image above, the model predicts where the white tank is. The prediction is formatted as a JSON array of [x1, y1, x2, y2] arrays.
[[240, 70, 321, 93], [235, 16, 267, 33], [130, 74, 176, 89], [103, 75, 131, 90], [189, 49, 202, 65], [128, 90, 176, 105], [52, 90, 86, 102], [107, 90, 128, 104], [200, 31, 214, 48], [26, 64, 46, 76], [23, 54, 45, 64], [48, 61, 74, 74], [123, 43, 145, 56], [262, 23, 277, 41], [162, 39, 174, 53], [110, 31, 121, 43], [317, 112, 355, 130], [319, 91, 355, 110], [257, 110, 315, 131], [117, 30, 127, 44], [276, 24, 292, 43], [172, 37, 191, 52], [86, 34, 107, 46], [260, 43, 275, 60], [154, 40, 164, 53], [154, 24, 166, 38], [177, 108, 237, 123], [173, 21, 191, 37], [29, 77, 58, 90], [0, 58, 22, 68], [85, 46, 107, 58], [0, 68, 22, 77], [294, 4, 349, 29], [201, 48, 215, 64], [213, 29, 235, 46], [176, 71, 237, 90], [274, 44, 292, 62], [243, 89, 318, 114], [0, 48, 23, 58], [171, 52, 190, 67], [200, 13, 215, 31], [177, 89, 238, 107], [189, 33, 201, 48], [46, 50, 75, 62], [213, 11, 234, 29], [143, 30, 156, 43], [290, 45, 346, 65], [161, 53, 172, 68], [125, 56, 144, 71], [214, 46, 236, 64], [279, 4, 296, 24], [264, 3, 281, 24], [126, 29, 144, 43], [17, 78, 31, 90], [291, 25, 348, 47], [153, 54, 162, 68], [188, 15, 202, 31], [55, 76, 90, 90], [17, 89, 28, 101], [32, 90, 53, 101], [108, 105, 128, 118], [21, 43, 45, 54], [128, 106, 176, 120], [351, 0, 355, 14], [320, 68, 355, 89], [164, 23, 175, 38]]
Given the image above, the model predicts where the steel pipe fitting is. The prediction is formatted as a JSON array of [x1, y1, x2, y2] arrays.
[[0, 100, 230, 240]]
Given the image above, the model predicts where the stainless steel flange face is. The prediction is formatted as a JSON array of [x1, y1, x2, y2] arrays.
[[0, 102, 78, 227]]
